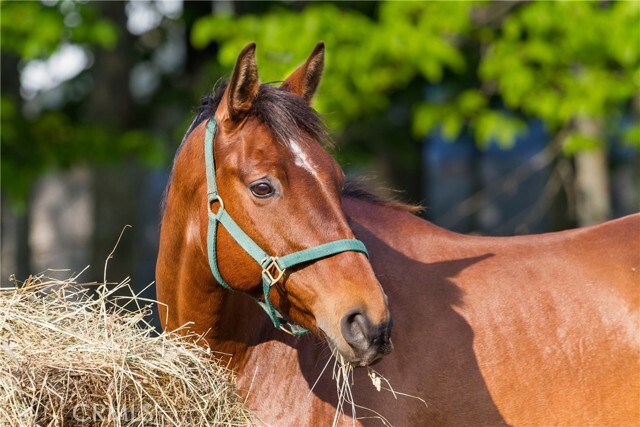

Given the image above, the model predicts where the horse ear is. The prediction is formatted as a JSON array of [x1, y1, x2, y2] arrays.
[[281, 42, 325, 103], [223, 42, 260, 123]]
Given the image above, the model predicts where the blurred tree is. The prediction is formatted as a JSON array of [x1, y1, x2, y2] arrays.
[[1, 1, 164, 208], [1, 0, 115, 277], [1, 0, 175, 280]]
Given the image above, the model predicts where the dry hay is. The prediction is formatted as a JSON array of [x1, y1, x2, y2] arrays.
[[0, 273, 252, 427]]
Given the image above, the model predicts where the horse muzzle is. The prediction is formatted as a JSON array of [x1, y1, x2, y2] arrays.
[[340, 310, 394, 366]]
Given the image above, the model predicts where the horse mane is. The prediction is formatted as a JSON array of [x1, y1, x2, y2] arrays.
[[177, 81, 331, 155], [342, 178, 423, 214]]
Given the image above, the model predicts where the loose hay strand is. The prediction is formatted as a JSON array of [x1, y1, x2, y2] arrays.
[[327, 349, 428, 427], [0, 273, 252, 427]]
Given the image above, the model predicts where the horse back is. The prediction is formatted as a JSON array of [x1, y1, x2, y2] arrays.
[[345, 199, 639, 426]]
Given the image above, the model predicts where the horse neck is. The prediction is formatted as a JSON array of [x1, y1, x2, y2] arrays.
[[158, 199, 276, 366], [157, 128, 274, 368], [343, 197, 455, 259]]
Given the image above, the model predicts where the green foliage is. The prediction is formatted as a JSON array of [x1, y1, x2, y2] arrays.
[[192, 1, 639, 151], [563, 132, 601, 155], [474, 111, 525, 150], [192, 2, 476, 131], [623, 125, 640, 147], [0, 1, 162, 207], [480, 1, 639, 132], [1, 96, 164, 208], [0, 1, 117, 58]]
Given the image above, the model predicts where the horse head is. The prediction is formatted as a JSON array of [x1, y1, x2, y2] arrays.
[[192, 42, 392, 366]]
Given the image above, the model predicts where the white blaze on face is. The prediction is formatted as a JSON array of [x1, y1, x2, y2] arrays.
[[289, 139, 319, 178]]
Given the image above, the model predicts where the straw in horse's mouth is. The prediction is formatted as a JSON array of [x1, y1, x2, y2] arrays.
[[329, 349, 397, 427], [318, 326, 379, 368]]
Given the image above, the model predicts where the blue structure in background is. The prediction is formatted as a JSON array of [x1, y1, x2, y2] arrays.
[[423, 116, 638, 236], [423, 119, 553, 235]]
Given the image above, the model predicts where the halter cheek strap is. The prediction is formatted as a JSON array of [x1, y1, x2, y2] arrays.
[[204, 118, 369, 336]]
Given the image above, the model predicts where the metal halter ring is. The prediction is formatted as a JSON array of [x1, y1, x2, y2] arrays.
[[262, 256, 285, 286], [208, 194, 224, 215]]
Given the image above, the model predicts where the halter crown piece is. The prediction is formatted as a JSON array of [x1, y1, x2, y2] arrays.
[[204, 118, 369, 336]]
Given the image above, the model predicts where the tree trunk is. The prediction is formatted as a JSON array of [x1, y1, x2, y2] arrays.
[[85, 1, 139, 284], [1, 51, 30, 282], [573, 119, 611, 226], [0, 197, 31, 285]]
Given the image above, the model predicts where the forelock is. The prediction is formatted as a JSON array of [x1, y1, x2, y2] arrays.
[[184, 83, 331, 149]]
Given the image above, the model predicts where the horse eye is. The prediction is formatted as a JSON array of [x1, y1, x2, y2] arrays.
[[250, 182, 274, 198]]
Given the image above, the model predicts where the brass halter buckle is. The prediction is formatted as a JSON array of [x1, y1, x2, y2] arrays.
[[262, 256, 285, 286]]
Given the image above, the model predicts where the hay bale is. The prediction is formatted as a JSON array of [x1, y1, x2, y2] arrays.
[[0, 274, 251, 427]]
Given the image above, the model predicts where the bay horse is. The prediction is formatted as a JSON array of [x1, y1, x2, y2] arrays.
[[157, 43, 640, 426]]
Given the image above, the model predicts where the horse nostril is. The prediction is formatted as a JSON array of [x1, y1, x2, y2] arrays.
[[341, 310, 394, 360], [341, 310, 369, 350]]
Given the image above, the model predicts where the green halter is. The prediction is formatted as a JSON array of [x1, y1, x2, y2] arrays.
[[204, 118, 369, 336]]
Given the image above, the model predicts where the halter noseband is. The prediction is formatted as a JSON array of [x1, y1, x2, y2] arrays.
[[204, 118, 369, 336]]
